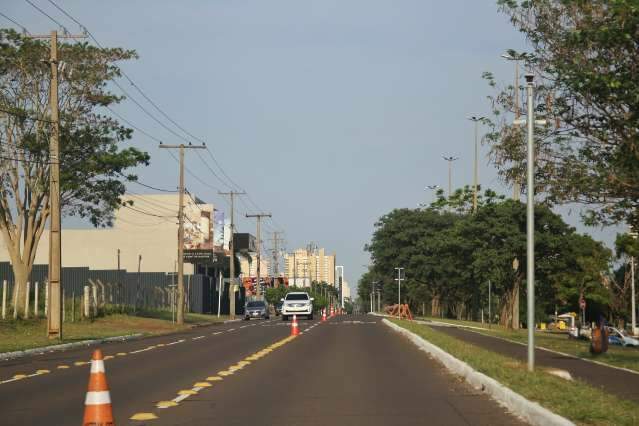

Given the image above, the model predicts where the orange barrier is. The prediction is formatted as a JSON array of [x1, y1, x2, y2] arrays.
[[321, 308, 327, 322], [82, 349, 115, 426], [384, 304, 413, 320]]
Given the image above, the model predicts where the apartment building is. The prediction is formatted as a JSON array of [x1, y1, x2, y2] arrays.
[[283, 248, 335, 287]]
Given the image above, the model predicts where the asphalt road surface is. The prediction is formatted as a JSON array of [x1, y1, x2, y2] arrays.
[[0, 315, 525, 426]]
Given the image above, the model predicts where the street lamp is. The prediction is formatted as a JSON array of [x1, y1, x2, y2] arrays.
[[502, 50, 527, 200], [442, 156, 459, 207], [467, 116, 485, 213], [514, 73, 547, 372], [425, 185, 441, 206]]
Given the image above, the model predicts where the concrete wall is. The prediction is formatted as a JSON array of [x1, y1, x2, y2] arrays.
[[0, 194, 216, 274]]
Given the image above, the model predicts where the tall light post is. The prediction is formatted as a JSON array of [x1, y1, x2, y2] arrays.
[[425, 185, 441, 206], [630, 226, 638, 336], [502, 51, 527, 200], [394, 267, 404, 319], [467, 116, 485, 213], [442, 156, 459, 207], [514, 74, 546, 371]]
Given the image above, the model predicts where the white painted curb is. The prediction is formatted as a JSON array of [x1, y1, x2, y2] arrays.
[[383, 319, 574, 426], [0, 333, 143, 362]]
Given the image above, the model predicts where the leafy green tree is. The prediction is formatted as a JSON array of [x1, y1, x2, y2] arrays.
[[0, 29, 149, 316], [487, 1, 639, 228]]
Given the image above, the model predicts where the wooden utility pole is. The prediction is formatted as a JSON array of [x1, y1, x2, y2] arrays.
[[159, 143, 205, 325], [29, 30, 86, 339], [219, 191, 245, 319], [246, 213, 271, 298]]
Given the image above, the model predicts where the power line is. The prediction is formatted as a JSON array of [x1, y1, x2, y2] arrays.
[[0, 11, 31, 34], [122, 204, 174, 218], [121, 174, 177, 193], [24, 0, 70, 33]]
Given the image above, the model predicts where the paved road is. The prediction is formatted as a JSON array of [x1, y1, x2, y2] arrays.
[[429, 323, 639, 403], [0, 315, 524, 425]]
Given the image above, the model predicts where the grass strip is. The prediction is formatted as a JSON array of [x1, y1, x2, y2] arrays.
[[393, 319, 639, 426], [0, 312, 227, 353], [417, 316, 639, 373]]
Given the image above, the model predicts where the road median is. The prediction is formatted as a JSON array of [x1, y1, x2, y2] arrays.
[[384, 318, 639, 426]]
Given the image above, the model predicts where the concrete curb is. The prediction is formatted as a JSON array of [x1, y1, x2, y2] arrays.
[[383, 319, 574, 426], [0, 333, 144, 362]]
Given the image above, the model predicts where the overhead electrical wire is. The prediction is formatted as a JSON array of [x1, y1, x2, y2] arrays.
[[0, 11, 31, 34], [24, 0, 70, 33], [39, 0, 284, 236], [122, 204, 174, 219]]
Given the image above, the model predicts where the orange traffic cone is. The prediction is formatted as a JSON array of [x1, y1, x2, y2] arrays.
[[291, 314, 300, 336], [82, 349, 114, 426], [321, 308, 327, 322]]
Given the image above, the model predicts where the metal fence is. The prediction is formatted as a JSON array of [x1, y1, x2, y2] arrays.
[[0, 262, 245, 318]]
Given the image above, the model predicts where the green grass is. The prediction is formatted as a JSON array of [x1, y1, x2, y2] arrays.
[[417, 316, 639, 373], [394, 319, 639, 426], [0, 311, 228, 354]]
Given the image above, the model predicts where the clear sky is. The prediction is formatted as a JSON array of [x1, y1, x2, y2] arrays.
[[3, 1, 622, 297]]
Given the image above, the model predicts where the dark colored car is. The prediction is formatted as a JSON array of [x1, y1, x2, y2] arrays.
[[244, 300, 269, 320]]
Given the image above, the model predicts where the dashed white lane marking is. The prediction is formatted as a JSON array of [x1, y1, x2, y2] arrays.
[[227, 328, 235, 332], [165, 339, 185, 346], [192, 336, 205, 340], [212, 331, 223, 335]]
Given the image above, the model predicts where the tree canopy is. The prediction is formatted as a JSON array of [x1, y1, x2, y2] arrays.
[[0, 29, 149, 316]]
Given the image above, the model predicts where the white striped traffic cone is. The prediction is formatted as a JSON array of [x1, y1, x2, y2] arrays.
[[82, 349, 115, 426]]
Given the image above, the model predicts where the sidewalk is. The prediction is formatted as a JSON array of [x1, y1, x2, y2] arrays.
[[429, 323, 639, 403]]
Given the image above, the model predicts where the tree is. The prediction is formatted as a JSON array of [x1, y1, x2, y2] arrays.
[[487, 1, 639, 228], [0, 30, 149, 317]]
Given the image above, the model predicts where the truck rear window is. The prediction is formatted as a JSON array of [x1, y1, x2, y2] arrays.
[[285, 294, 309, 301]]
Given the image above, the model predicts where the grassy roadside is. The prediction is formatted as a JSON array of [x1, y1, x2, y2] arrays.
[[417, 316, 639, 373], [393, 319, 639, 426], [0, 312, 229, 354]]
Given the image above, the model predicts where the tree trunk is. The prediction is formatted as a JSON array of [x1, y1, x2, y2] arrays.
[[512, 277, 520, 330], [431, 295, 441, 318], [9, 257, 29, 318]]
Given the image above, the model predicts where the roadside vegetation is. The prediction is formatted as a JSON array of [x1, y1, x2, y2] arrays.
[[418, 316, 639, 373], [393, 319, 639, 426], [0, 311, 228, 354]]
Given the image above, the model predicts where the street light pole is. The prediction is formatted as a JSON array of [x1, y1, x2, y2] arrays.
[[514, 74, 546, 371], [442, 156, 459, 208], [425, 185, 441, 206], [502, 51, 527, 200], [467, 116, 485, 213]]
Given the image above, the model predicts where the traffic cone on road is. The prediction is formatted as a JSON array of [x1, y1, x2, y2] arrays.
[[83, 349, 114, 426], [291, 314, 300, 336], [321, 308, 327, 322]]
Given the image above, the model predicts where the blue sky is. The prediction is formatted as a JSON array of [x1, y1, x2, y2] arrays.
[[3, 1, 622, 297]]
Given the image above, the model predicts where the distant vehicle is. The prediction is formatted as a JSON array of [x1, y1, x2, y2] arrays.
[[607, 326, 639, 347], [244, 300, 270, 320], [274, 301, 283, 316], [281, 292, 314, 320]]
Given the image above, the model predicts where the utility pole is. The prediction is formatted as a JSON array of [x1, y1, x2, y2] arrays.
[[219, 191, 245, 319], [246, 213, 271, 298], [630, 226, 638, 336], [29, 30, 85, 339], [159, 143, 205, 325], [395, 268, 404, 319], [468, 116, 485, 213], [442, 156, 459, 209]]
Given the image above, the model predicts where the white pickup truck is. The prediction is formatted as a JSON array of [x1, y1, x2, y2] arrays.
[[281, 292, 314, 321]]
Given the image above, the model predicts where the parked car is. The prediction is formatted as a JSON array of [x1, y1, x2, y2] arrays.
[[274, 301, 283, 316], [281, 292, 314, 320], [244, 300, 270, 320], [606, 326, 639, 347]]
